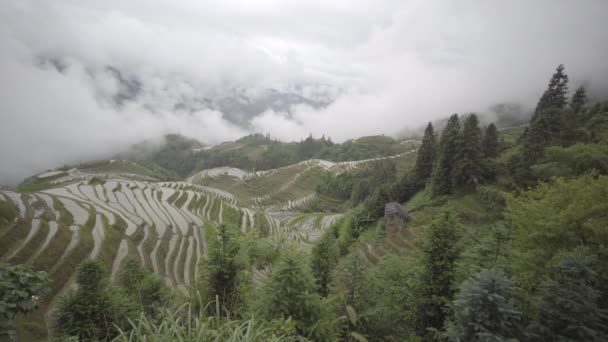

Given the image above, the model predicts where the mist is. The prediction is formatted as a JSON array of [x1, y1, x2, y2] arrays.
[[1, 0, 608, 185]]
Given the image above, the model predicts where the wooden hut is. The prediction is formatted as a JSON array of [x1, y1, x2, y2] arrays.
[[384, 202, 408, 235]]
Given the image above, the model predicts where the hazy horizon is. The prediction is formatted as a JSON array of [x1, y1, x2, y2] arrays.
[[1, 0, 608, 184]]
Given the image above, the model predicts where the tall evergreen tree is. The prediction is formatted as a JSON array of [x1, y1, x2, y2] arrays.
[[198, 224, 248, 316], [260, 249, 321, 335], [453, 114, 483, 190], [533, 64, 569, 120], [447, 269, 522, 341], [523, 65, 569, 166], [415, 213, 459, 339], [570, 85, 587, 114], [116, 258, 171, 317], [311, 232, 339, 297], [482, 123, 498, 159], [431, 114, 461, 196], [414, 122, 436, 186], [527, 252, 608, 342], [522, 108, 562, 166], [556, 85, 588, 146], [52, 259, 133, 340]]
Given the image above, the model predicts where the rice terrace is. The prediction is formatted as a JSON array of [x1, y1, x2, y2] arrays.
[[2, 1, 608, 341]]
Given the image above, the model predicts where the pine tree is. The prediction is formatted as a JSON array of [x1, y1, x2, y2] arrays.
[[533, 64, 569, 120], [431, 114, 461, 196], [447, 269, 522, 341], [260, 249, 321, 334], [570, 85, 587, 114], [198, 224, 248, 316], [364, 184, 391, 219], [453, 114, 483, 190], [482, 123, 498, 159], [522, 66, 569, 165], [522, 108, 561, 165], [415, 213, 459, 338], [527, 252, 608, 341], [557, 85, 589, 146], [311, 232, 339, 297], [414, 122, 436, 186], [333, 250, 369, 309], [116, 258, 171, 317], [52, 259, 132, 340]]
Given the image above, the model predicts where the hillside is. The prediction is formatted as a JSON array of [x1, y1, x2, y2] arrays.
[[3, 66, 608, 341], [116, 133, 416, 178], [0, 142, 420, 337]]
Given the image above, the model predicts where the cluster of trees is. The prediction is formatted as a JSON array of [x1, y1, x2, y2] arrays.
[[415, 114, 498, 197], [5, 64, 608, 341], [119, 132, 410, 179], [50, 258, 171, 340], [508, 64, 608, 187]]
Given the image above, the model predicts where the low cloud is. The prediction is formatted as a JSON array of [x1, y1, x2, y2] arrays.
[[1, 0, 608, 184]]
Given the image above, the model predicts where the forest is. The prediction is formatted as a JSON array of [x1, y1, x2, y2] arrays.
[[2, 64, 608, 341]]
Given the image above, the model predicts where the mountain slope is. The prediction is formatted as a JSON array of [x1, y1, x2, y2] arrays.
[[0, 144, 419, 333]]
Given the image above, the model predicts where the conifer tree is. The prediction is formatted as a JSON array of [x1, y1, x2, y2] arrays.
[[533, 64, 569, 120], [569, 85, 587, 114], [482, 123, 498, 159], [311, 232, 339, 297], [198, 224, 248, 316], [522, 108, 561, 165], [453, 114, 483, 190], [447, 269, 522, 341], [557, 85, 588, 146], [52, 259, 132, 340], [415, 213, 459, 338], [414, 122, 437, 186], [431, 114, 461, 196], [116, 258, 171, 317], [260, 249, 321, 335], [524, 65, 570, 162], [332, 250, 368, 309], [527, 252, 608, 341]]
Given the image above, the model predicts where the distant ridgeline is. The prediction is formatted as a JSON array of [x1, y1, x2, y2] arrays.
[[114, 133, 418, 178]]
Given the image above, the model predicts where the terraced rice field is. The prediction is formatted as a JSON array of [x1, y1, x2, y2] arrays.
[[0, 147, 418, 330]]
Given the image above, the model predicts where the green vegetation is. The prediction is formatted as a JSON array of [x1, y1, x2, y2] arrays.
[[3, 63, 608, 341], [198, 224, 249, 316], [0, 263, 50, 320], [118, 132, 413, 178], [413, 122, 436, 187]]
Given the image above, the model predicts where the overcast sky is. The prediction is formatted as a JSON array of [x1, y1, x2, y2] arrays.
[[1, 0, 608, 184]]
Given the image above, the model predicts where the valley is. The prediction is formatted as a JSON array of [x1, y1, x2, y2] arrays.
[[0, 144, 419, 331]]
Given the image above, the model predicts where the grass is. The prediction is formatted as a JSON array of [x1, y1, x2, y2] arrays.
[[98, 214, 124, 271], [498, 125, 526, 145], [174, 191, 189, 208], [0, 198, 18, 231], [209, 199, 221, 223], [0, 218, 31, 259], [112, 303, 291, 341], [88, 177, 106, 185], [53, 197, 74, 227], [287, 214, 312, 227], [16, 172, 68, 192], [254, 214, 270, 238], [14, 220, 50, 264], [167, 190, 180, 205], [173, 234, 187, 286], [222, 204, 241, 228]]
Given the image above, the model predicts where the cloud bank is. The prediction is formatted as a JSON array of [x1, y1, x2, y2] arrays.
[[1, 0, 608, 184]]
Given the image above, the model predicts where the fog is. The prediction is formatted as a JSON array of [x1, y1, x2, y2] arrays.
[[1, 0, 608, 184]]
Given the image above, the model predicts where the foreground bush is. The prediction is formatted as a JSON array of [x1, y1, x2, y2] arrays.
[[112, 302, 296, 342]]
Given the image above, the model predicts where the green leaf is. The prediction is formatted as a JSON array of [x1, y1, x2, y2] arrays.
[[351, 332, 368, 342], [346, 305, 357, 325]]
